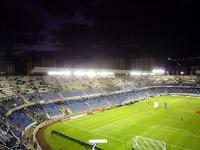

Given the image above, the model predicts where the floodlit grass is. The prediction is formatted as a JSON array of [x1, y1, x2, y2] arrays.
[[43, 95, 200, 150]]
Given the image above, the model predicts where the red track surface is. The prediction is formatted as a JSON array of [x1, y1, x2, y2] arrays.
[[196, 111, 200, 115]]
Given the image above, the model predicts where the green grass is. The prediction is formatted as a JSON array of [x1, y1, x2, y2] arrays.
[[43, 95, 200, 150]]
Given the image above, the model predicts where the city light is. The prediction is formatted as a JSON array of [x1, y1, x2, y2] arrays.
[[180, 71, 184, 75]]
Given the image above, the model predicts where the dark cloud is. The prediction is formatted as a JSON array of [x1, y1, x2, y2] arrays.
[[0, 0, 200, 57], [0, 0, 45, 52]]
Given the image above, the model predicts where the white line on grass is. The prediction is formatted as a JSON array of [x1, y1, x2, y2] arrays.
[[91, 110, 200, 141], [94, 113, 200, 139], [60, 96, 200, 150], [65, 123, 191, 150], [65, 123, 124, 143], [167, 143, 191, 150], [132, 122, 200, 139], [120, 134, 190, 150], [154, 126, 195, 135]]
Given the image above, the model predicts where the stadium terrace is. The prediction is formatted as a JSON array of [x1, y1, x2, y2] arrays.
[[0, 67, 200, 150]]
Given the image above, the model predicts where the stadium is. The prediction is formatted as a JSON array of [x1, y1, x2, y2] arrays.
[[1, 67, 200, 150], [1, 1, 200, 150]]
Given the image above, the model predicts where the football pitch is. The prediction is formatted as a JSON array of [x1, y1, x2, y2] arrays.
[[42, 95, 200, 150]]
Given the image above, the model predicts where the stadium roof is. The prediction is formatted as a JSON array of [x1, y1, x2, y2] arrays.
[[30, 67, 128, 74], [31, 67, 166, 76]]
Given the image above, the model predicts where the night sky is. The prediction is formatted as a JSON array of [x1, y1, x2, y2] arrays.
[[0, 0, 200, 58]]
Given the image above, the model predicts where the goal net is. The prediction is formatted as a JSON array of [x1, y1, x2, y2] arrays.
[[133, 136, 166, 150]]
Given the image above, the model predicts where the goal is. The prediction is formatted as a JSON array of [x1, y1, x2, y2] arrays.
[[133, 136, 166, 150]]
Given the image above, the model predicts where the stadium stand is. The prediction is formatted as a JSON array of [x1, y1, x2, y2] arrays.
[[0, 74, 200, 149], [64, 99, 91, 113], [0, 77, 14, 98], [62, 90, 83, 98], [42, 103, 63, 118], [40, 91, 60, 101], [87, 96, 110, 109], [0, 97, 25, 110], [7, 109, 35, 138]]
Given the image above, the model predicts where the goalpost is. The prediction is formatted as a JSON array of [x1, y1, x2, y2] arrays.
[[133, 136, 166, 150]]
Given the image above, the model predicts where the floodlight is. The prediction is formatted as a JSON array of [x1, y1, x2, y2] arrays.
[[73, 70, 86, 77], [149, 72, 155, 75], [108, 72, 114, 76], [152, 69, 165, 74], [130, 71, 142, 76], [105, 72, 114, 76], [86, 71, 96, 78], [97, 72, 114, 77], [48, 71, 71, 76], [48, 71, 55, 75], [142, 72, 149, 75]]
